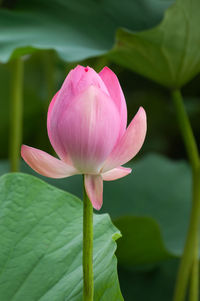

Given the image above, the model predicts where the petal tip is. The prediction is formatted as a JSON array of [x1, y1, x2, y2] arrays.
[[99, 66, 117, 80], [127, 168, 132, 174], [93, 202, 102, 211], [100, 66, 111, 73], [21, 144, 28, 158], [102, 166, 132, 181], [84, 175, 103, 211], [136, 106, 147, 134], [138, 106, 147, 119]]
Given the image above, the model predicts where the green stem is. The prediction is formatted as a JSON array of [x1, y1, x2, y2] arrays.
[[171, 90, 199, 169], [172, 89, 200, 301], [173, 169, 200, 301], [42, 51, 54, 103], [9, 58, 24, 172], [83, 176, 94, 301], [189, 235, 199, 301]]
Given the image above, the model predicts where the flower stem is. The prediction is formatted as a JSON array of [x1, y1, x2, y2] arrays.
[[9, 58, 24, 172], [172, 89, 200, 301], [83, 176, 94, 301]]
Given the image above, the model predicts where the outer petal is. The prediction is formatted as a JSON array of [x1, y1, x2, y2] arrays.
[[84, 175, 103, 210], [102, 166, 132, 181], [99, 67, 127, 138], [21, 145, 79, 178], [47, 91, 71, 164], [102, 107, 147, 172], [52, 86, 121, 174]]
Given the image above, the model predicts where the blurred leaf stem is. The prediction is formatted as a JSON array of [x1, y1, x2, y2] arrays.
[[9, 57, 24, 172], [172, 89, 200, 301], [42, 51, 55, 104], [83, 176, 94, 301], [189, 235, 199, 301]]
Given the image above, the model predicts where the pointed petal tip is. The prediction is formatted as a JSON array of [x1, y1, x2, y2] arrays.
[[102, 106, 147, 172], [84, 175, 103, 210], [21, 144, 29, 158], [102, 166, 132, 181], [100, 66, 111, 74], [138, 106, 146, 117], [123, 167, 132, 176], [21, 144, 25, 152], [137, 106, 147, 134], [93, 202, 102, 211]]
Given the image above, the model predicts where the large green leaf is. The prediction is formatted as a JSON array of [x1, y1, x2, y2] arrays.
[[0, 0, 172, 63], [110, 0, 200, 87], [0, 173, 123, 300], [114, 216, 171, 266], [0, 154, 192, 266]]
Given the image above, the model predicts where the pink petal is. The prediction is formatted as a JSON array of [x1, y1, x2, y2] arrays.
[[102, 166, 132, 181], [47, 91, 72, 164], [52, 66, 109, 116], [51, 86, 121, 174], [21, 145, 78, 178], [102, 107, 147, 172], [84, 174, 103, 210], [65, 65, 109, 96], [99, 67, 127, 139]]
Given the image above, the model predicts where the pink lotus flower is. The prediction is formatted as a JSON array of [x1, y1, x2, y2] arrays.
[[21, 66, 147, 210]]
